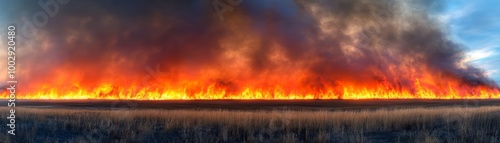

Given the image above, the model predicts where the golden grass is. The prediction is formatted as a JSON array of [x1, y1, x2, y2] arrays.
[[1, 106, 500, 142]]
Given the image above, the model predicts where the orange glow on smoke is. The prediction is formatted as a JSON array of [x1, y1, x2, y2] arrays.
[[2, 39, 499, 100]]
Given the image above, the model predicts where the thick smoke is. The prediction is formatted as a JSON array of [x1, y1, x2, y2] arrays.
[[5, 0, 498, 94]]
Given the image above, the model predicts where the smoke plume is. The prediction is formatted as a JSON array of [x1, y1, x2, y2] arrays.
[[2, 0, 498, 98]]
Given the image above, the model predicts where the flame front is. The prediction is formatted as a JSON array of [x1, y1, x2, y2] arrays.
[[4, 76, 499, 100], [15, 86, 500, 100]]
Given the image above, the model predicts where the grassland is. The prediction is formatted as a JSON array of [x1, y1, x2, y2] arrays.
[[1, 106, 500, 143]]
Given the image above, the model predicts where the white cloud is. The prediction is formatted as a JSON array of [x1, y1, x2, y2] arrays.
[[464, 47, 496, 62]]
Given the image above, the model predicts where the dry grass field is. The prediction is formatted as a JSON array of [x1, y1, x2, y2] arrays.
[[1, 106, 500, 143]]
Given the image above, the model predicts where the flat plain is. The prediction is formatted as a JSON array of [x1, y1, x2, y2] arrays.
[[1, 100, 500, 143]]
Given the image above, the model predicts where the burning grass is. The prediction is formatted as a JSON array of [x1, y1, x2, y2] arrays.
[[1, 106, 500, 142]]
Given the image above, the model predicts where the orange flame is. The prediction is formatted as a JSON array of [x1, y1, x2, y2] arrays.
[[2, 78, 499, 100], [2, 54, 499, 100]]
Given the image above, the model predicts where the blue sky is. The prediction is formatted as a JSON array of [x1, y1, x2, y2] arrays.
[[438, 0, 500, 83]]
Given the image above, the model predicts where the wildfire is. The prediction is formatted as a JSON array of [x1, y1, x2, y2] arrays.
[[2, 78, 499, 100], [1, 1, 499, 100]]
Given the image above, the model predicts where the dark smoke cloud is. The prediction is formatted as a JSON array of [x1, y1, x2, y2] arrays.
[[2, 0, 498, 92]]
